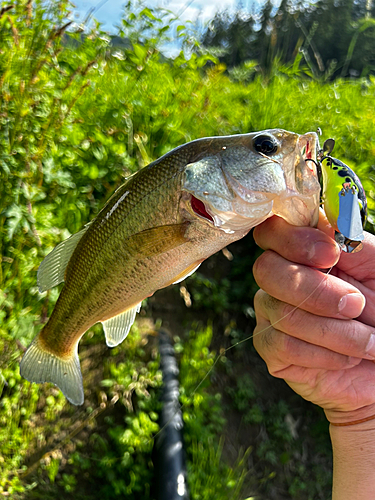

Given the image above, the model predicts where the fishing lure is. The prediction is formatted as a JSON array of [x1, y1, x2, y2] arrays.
[[318, 139, 367, 253]]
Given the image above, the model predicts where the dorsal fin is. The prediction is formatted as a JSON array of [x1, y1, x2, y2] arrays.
[[37, 224, 91, 292]]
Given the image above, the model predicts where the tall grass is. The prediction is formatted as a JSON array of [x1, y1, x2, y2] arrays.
[[1, 1, 375, 498]]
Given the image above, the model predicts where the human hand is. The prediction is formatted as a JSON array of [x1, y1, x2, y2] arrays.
[[252, 211, 375, 425]]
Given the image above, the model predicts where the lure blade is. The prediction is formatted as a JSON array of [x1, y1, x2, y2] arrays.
[[336, 188, 364, 252], [337, 188, 364, 242]]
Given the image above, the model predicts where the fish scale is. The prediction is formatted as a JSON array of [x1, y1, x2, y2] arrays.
[[42, 173, 184, 349], [20, 129, 321, 405]]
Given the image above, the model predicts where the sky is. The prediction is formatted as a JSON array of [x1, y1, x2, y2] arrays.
[[71, 0, 260, 32]]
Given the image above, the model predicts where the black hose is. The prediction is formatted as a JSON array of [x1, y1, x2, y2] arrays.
[[154, 329, 189, 500]]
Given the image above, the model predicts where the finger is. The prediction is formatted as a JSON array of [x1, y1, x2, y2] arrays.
[[327, 266, 375, 328], [253, 213, 340, 269], [317, 208, 375, 282], [254, 289, 375, 360], [252, 315, 361, 374], [337, 231, 375, 280], [253, 251, 366, 319], [316, 207, 336, 238]]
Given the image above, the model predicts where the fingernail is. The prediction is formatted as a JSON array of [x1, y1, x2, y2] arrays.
[[308, 241, 339, 267], [338, 293, 366, 318], [365, 335, 375, 360]]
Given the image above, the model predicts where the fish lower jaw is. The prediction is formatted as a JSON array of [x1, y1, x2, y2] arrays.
[[209, 203, 274, 234], [273, 192, 320, 227], [184, 192, 275, 234], [211, 212, 271, 234], [185, 189, 319, 234]]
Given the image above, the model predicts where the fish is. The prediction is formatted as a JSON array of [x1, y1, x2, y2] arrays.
[[20, 129, 321, 405]]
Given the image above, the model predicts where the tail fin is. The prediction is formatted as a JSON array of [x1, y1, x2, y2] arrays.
[[20, 334, 84, 406]]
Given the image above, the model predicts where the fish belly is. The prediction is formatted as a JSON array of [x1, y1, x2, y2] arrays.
[[41, 219, 246, 356]]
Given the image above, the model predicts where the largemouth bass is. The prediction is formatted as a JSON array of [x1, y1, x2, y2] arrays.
[[20, 129, 321, 405]]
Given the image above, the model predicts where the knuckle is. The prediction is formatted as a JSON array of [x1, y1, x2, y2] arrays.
[[262, 329, 276, 350], [253, 217, 276, 245], [254, 289, 286, 324], [343, 320, 371, 353], [252, 251, 275, 286], [255, 329, 292, 378], [265, 294, 282, 313], [279, 332, 294, 359], [318, 322, 334, 341], [252, 224, 262, 246], [268, 366, 286, 379], [253, 289, 267, 313], [253, 324, 278, 359]]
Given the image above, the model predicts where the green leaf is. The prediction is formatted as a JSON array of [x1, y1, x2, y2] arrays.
[[140, 8, 157, 21]]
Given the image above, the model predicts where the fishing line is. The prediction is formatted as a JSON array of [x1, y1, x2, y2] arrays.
[[149, 260, 337, 443], [52, 261, 336, 465]]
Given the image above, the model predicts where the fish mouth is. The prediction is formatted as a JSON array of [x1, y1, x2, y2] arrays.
[[299, 133, 320, 181], [296, 132, 321, 199], [186, 192, 255, 234], [271, 132, 321, 227]]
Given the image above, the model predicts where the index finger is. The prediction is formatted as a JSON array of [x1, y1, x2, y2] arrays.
[[337, 231, 375, 281], [253, 212, 340, 269]]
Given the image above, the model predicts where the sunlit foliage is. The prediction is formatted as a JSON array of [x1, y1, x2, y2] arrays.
[[1, 1, 375, 499]]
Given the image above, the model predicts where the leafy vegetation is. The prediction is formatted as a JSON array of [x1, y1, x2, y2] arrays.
[[1, 0, 375, 499]]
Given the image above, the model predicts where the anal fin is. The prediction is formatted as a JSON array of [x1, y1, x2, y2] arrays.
[[102, 302, 142, 348]]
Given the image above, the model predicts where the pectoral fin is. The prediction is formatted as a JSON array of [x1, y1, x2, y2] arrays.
[[126, 223, 189, 258], [171, 260, 202, 285], [102, 302, 142, 347], [37, 224, 91, 292]]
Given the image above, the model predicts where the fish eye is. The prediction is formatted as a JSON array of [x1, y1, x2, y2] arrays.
[[253, 135, 278, 155]]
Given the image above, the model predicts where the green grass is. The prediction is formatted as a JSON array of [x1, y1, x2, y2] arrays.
[[1, 1, 375, 498]]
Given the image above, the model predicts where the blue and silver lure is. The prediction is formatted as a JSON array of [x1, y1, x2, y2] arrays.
[[317, 138, 367, 253]]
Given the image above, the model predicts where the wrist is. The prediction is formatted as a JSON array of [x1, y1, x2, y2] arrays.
[[325, 402, 375, 426], [330, 419, 375, 500], [330, 418, 375, 461]]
